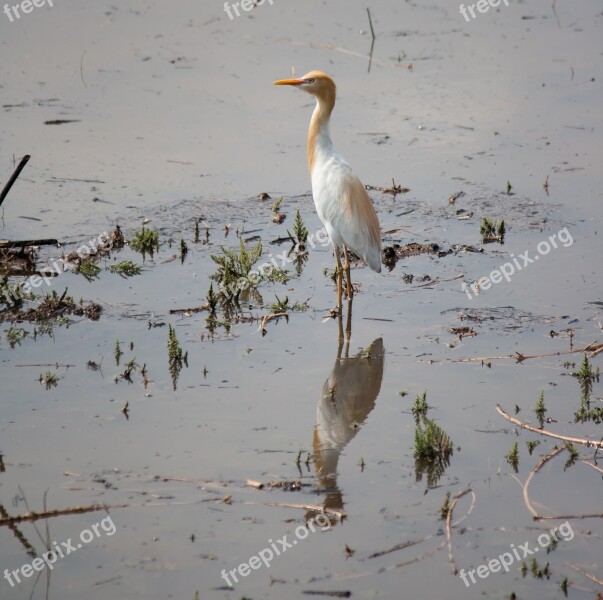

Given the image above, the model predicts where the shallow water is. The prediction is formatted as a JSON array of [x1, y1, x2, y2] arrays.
[[1, 1, 602, 599]]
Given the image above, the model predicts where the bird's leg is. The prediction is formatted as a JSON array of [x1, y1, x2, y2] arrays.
[[344, 297, 353, 355], [335, 250, 343, 313], [342, 245, 353, 298]]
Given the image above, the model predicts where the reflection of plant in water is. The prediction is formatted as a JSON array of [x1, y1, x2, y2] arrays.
[[168, 324, 188, 391], [270, 294, 308, 313], [505, 441, 519, 473], [573, 353, 601, 423], [412, 391, 453, 488], [210, 239, 288, 307], [535, 391, 547, 429], [412, 390, 428, 424], [563, 442, 579, 471]]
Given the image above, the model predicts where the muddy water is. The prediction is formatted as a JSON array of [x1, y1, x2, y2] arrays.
[[1, 1, 602, 599]]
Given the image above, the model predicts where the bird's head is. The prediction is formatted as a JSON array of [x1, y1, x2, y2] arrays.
[[273, 70, 336, 106]]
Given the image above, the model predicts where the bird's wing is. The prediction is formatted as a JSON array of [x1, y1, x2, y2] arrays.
[[334, 172, 382, 272]]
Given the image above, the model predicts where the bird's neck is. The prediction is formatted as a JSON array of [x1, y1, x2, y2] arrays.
[[307, 95, 335, 173]]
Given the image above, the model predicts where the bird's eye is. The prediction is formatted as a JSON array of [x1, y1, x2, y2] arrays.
[[306, 78, 315, 84]]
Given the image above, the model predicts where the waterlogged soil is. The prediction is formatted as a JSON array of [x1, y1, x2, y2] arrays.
[[1, 1, 602, 599]]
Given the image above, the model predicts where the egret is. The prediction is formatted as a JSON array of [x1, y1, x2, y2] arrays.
[[274, 70, 382, 311]]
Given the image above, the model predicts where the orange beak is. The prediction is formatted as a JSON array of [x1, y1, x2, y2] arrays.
[[273, 78, 304, 86]]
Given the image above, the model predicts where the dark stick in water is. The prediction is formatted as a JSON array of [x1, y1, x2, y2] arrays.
[[0, 155, 31, 208]]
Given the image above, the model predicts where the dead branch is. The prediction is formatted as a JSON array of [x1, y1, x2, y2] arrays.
[[0, 503, 127, 526], [569, 564, 603, 586], [496, 404, 603, 449], [0, 503, 36, 556], [259, 312, 288, 335], [0, 239, 59, 248], [245, 479, 265, 489], [267, 502, 345, 520], [523, 446, 565, 518], [535, 513, 603, 521], [0, 155, 30, 207], [365, 535, 434, 560], [392, 540, 447, 570], [446, 488, 472, 574], [426, 340, 603, 365], [580, 460, 603, 475]]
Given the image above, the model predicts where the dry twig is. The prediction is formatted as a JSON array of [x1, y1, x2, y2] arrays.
[[496, 404, 603, 449], [445, 488, 472, 574]]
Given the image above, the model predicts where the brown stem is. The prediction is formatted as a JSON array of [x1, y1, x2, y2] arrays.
[[496, 404, 603, 449]]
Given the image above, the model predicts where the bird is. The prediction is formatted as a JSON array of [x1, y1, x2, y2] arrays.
[[273, 70, 382, 311]]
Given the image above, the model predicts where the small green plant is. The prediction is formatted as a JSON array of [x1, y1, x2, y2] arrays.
[[0, 276, 34, 309], [121, 358, 139, 383], [535, 391, 547, 427], [210, 239, 289, 306], [480, 217, 505, 243], [573, 354, 601, 423], [76, 258, 101, 280], [323, 267, 338, 283], [520, 561, 528, 578], [114, 340, 123, 365], [180, 239, 188, 263], [414, 420, 453, 476], [129, 224, 160, 257], [168, 324, 188, 391], [287, 210, 308, 246], [526, 440, 540, 456], [271, 196, 282, 213], [505, 442, 519, 473], [411, 391, 428, 425], [108, 261, 142, 277], [560, 576, 568, 596], [6, 326, 28, 348], [413, 393, 453, 488], [270, 294, 308, 313], [530, 557, 550, 579], [563, 442, 579, 470], [206, 282, 218, 314], [546, 535, 558, 554], [535, 391, 547, 429], [506, 180, 513, 195], [39, 371, 60, 390]]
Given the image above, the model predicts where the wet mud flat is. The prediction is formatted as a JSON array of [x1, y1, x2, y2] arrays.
[[1, 0, 602, 599]]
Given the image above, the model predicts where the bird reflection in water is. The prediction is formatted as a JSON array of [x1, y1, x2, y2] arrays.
[[308, 301, 385, 524]]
